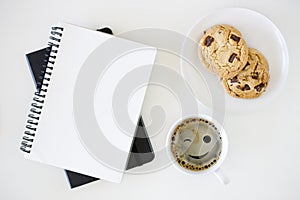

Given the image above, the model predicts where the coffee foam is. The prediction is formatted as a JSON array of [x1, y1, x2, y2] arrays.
[[170, 118, 222, 172]]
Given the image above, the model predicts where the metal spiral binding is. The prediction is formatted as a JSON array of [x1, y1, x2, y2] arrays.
[[20, 26, 64, 153]]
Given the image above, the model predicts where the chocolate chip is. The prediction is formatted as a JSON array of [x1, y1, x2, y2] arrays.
[[230, 34, 240, 42], [230, 76, 238, 83], [242, 62, 250, 70], [228, 53, 237, 63], [204, 36, 214, 46], [244, 84, 250, 91], [254, 83, 265, 92], [237, 84, 250, 91], [251, 72, 259, 79]]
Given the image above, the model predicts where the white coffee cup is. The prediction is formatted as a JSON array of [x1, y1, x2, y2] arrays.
[[166, 114, 229, 184]]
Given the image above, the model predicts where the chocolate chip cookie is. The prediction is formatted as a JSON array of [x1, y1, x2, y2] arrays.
[[221, 48, 269, 98], [199, 24, 248, 78]]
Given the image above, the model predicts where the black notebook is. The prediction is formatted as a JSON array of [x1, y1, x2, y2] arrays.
[[25, 27, 154, 188]]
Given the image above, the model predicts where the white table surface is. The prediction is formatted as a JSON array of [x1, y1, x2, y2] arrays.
[[1, 0, 299, 199]]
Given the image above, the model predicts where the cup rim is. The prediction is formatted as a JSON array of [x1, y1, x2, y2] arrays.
[[166, 114, 228, 176]]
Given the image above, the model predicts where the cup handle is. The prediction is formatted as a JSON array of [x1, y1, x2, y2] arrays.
[[213, 168, 230, 185]]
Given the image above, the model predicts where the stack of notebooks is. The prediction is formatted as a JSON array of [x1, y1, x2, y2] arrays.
[[20, 23, 157, 188]]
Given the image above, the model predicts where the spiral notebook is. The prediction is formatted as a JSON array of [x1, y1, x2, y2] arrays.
[[20, 22, 157, 183], [25, 27, 154, 188]]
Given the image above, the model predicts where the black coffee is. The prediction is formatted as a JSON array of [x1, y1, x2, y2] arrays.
[[170, 118, 222, 171]]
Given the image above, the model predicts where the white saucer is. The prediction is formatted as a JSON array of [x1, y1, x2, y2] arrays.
[[181, 8, 289, 113]]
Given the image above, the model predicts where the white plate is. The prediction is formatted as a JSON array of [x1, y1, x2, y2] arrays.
[[180, 8, 289, 113]]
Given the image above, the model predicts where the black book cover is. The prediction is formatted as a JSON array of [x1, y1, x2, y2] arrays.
[[25, 27, 154, 188]]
